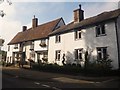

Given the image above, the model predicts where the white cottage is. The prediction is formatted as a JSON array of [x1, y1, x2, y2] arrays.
[[48, 5, 120, 69], [7, 16, 65, 65]]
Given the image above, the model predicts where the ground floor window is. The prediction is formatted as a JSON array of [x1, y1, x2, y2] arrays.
[[97, 47, 107, 60], [37, 51, 48, 63], [74, 48, 83, 60], [55, 50, 61, 61]]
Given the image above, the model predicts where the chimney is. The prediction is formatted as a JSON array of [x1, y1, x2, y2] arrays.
[[32, 15, 38, 28], [73, 4, 84, 23], [22, 26, 27, 32]]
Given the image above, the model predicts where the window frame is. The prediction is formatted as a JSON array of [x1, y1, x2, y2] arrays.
[[74, 48, 83, 60], [55, 35, 61, 43], [41, 39, 46, 44], [30, 41, 34, 50], [96, 47, 107, 60], [14, 44, 18, 49], [8, 46, 10, 51], [96, 24, 106, 37], [74, 30, 82, 40], [55, 50, 61, 61]]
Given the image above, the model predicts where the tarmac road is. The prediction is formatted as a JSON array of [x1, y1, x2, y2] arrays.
[[2, 66, 120, 89], [2, 73, 98, 89]]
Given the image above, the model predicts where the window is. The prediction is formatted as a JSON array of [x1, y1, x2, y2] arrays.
[[40, 39, 46, 47], [97, 47, 107, 60], [8, 46, 10, 51], [55, 35, 61, 43], [14, 44, 18, 49], [55, 50, 61, 60], [96, 24, 106, 36], [30, 41, 34, 50], [74, 48, 83, 60], [41, 39, 46, 44], [75, 30, 81, 40]]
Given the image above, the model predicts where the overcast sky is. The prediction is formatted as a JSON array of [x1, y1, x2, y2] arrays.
[[0, 0, 120, 51]]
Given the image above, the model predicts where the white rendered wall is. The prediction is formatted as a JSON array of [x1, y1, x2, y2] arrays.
[[34, 39, 48, 51], [48, 21, 119, 69]]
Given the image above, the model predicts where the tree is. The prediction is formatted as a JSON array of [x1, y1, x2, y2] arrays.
[[0, 0, 12, 17]]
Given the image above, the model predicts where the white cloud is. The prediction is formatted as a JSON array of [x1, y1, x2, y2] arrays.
[[0, 2, 22, 51], [83, 2, 118, 18], [12, 0, 120, 2]]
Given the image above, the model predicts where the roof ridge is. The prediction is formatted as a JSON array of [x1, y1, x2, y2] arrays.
[[37, 17, 62, 27]]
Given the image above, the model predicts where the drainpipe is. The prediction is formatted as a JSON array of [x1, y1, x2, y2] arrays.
[[115, 19, 120, 70]]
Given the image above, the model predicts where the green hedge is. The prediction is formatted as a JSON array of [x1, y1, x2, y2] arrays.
[[32, 63, 119, 76]]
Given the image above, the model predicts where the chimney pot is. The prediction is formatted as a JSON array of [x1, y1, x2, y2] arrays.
[[79, 4, 81, 9]]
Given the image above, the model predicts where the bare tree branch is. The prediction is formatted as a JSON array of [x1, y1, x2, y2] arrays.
[[0, 0, 12, 17]]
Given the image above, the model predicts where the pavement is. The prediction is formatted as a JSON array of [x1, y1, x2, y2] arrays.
[[2, 65, 120, 84]]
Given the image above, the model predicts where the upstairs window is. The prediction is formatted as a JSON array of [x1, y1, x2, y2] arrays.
[[96, 24, 106, 36], [8, 46, 10, 51], [14, 44, 18, 49], [41, 39, 46, 44], [55, 35, 61, 43], [40, 39, 46, 47], [75, 30, 81, 40], [30, 41, 34, 50], [55, 50, 61, 61], [74, 48, 83, 60], [97, 47, 107, 60]]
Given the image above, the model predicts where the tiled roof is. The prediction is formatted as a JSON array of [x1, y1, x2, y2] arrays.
[[8, 17, 63, 45], [49, 8, 120, 36]]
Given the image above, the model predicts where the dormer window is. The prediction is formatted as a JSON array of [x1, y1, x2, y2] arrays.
[[14, 44, 18, 49], [96, 24, 106, 37], [55, 35, 61, 43]]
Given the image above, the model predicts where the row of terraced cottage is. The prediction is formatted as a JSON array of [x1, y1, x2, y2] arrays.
[[7, 5, 120, 69]]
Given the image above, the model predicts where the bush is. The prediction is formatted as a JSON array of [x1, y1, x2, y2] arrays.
[[32, 60, 118, 76]]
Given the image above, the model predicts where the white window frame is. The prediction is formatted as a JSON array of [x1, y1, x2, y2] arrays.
[[55, 50, 61, 61], [96, 24, 106, 37], [55, 35, 61, 43], [14, 44, 18, 49], [97, 47, 107, 60], [75, 48, 83, 60], [75, 30, 82, 40]]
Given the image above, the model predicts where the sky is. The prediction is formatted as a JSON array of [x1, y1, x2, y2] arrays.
[[0, 0, 120, 51]]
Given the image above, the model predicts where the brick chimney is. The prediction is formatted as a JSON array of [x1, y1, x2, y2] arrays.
[[74, 4, 84, 23], [32, 15, 38, 28], [22, 26, 27, 32]]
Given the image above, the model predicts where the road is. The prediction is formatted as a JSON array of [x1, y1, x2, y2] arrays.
[[2, 73, 120, 89], [2, 66, 120, 89], [2, 73, 97, 89]]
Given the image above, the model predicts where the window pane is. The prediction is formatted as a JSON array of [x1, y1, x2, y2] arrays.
[[75, 31, 78, 39], [75, 50, 78, 59], [58, 54, 60, 60], [55, 51, 57, 59], [79, 53, 82, 59], [79, 32, 81, 38], [59, 35, 61, 42], [101, 25, 105, 34], [98, 53, 102, 60], [103, 48, 107, 59], [96, 26, 100, 36]]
